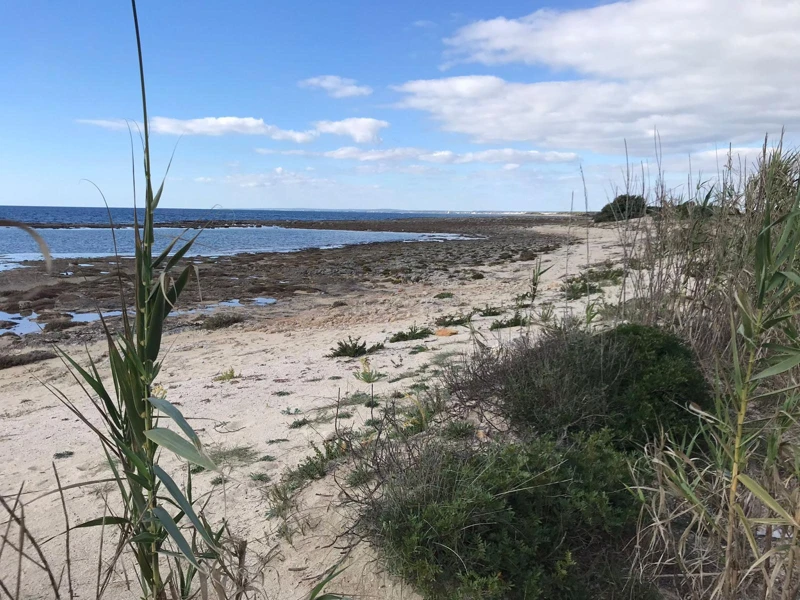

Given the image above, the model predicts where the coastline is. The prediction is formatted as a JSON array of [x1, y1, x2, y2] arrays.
[[0, 215, 620, 598], [0, 215, 572, 338]]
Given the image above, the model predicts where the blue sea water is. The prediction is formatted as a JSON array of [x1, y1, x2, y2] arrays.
[[0, 205, 463, 227], [0, 206, 467, 269]]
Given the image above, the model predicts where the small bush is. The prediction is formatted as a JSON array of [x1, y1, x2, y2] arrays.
[[442, 420, 475, 440], [249, 472, 271, 483], [433, 292, 453, 299], [489, 311, 529, 330], [331, 300, 348, 308], [409, 345, 428, 355], [273, 390, 292, 397], [449, 324, 710, 447], [53, 450, 74, 459], [367, 432, 646, 600], [562, 278, 603, 300], [434, 313, 472, 327], [327, 336, 384, 358], [389, 325, 433, 343], [593, 194, 647, 223], [284, 440, 347, 491], [289, 417, 311, 429], [346, 465, 372, 487], [562, 266, 624, 300], [213, 367, 239, 382], [476, 305, 504, 317], [203, 312, 244, 330]]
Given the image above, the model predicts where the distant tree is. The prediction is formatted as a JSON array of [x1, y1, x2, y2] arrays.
[[593, 194, 647, 223]]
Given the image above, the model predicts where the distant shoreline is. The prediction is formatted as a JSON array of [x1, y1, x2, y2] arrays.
[[9, 212, 579, 231]]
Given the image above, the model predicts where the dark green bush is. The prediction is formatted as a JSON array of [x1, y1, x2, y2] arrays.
[[489, 310, 529, 330], [371, 432, 650, 600], [448, 324, 710, 447], [327, 336, 384, 358], [389, 325, 433, 343], [594, 194, 647, 223], [435, 312, 473, 327]]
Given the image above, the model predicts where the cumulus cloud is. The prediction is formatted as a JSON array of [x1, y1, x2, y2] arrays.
[[394, 0, 800, 154], [81, 116, 388, 144], [299, 75, 373, 98], [148, 117, 317, 142], [314, 118, 389, 143]]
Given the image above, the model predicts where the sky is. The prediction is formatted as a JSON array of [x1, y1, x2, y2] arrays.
[[1, 0, 798, 212]]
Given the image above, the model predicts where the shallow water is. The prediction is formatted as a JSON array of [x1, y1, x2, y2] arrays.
[[0, 297, 276, 336], [0, 226, 461, 270]]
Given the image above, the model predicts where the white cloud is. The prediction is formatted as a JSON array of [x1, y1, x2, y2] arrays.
[[413, 20, 436, 28], [393, 0, 800, 154], [299, 75, 373, 98], [318, 146, 577, 164], [314, 118, 389, 143], [82, 116, 389, 144], [77, 118, 138, 131], [148, 117, 317, 142], [194, 176, 214, 183], [503, 163, 520, 171]]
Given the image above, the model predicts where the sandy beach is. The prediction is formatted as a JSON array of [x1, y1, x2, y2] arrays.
[[0, 217, 626, 599]]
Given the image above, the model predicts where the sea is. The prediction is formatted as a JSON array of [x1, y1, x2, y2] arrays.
[[0, 205, 473, 270]]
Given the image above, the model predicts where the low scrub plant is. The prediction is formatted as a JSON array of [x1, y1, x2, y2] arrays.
[[389, 324, 433, 343], [448, 323, 710, 447], [489, 310, 529, 330], [475, 304, 504, 317], [214, 366, 239, 382], [433, 292, 453, 299], [434, 312, 473, 327], [327, 335, 384, 358], [357, 431, 648, 600]]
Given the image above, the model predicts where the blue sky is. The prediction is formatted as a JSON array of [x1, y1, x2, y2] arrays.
[[1, 0, 797, 211]]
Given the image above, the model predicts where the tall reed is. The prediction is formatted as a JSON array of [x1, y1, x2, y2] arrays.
[[627, 140, 800, 599]]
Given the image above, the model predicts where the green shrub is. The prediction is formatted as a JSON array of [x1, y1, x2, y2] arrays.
[[434, 292, 453, 299], [370, 432, 648, 599], [327, 336, 384, 358], [434, 312, 473, 327], [389, 325, 433, 343], [489, 311, 529, 330], [594, 194, 647, 223], [476, 305, 504, 317], [442, 420, 475, 440], [562, 266, 625, 299], [449, 324, 710, 447]]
